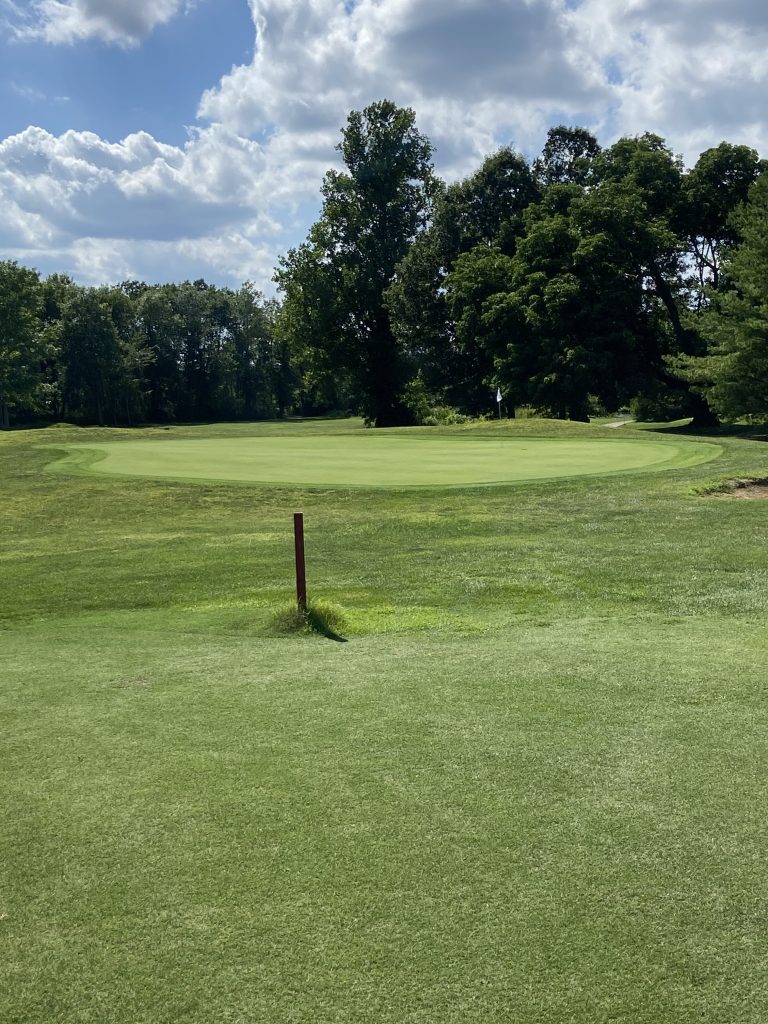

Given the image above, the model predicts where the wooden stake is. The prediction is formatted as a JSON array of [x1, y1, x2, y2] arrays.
[[293, 512, 307, 611]]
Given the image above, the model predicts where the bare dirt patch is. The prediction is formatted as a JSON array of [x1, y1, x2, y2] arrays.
[[716, 479, 768, 499]]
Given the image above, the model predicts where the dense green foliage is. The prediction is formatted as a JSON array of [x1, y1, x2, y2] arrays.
[[275, 100, 440, 426], [0, 261, 45, 427], [677, 174, 768, 420], [4, 418, 768, 1021], [1, 103, 766, 428], [279, 112, 766, 426], [0, 272, 288, 426]]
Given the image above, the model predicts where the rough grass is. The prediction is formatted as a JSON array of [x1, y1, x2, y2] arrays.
[[3, 417, 768, 1023], [270, 598, 349, 639]]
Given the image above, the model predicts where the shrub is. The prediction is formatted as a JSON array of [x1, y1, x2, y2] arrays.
[[421, 405, 471, 426]]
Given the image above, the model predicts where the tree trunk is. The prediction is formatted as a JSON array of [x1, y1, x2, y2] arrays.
[[687, 391, 720, 428], [650, 264, 689, 350], [368, 317, 413, 427], [0, 400, 9, 429]]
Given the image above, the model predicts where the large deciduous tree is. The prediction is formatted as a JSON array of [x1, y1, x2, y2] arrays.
[[684, 143, 765, 303], [386, 147, 538, 414], [446, 184, 649, 420], [275, 100, 439, 426], [0, 261, 44, 428], [533, 124, 601, 187], [59, 287, 128, 425], [677, 173, 768, 420], [590, 134, 722, 423]]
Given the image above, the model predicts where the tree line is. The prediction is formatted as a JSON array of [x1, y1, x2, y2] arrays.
[[0, 275, 291, 428], [2, 100, 767, 429]]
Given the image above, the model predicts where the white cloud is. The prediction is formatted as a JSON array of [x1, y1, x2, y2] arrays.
[[199, 0, 604, 180], [63, 232, 277, 286], [18, 0, 189, 47], [0, 124, 289, 289], [565, 0, 768, 158], [0, 125, 279, 225], [2, 0, 768, 289], [10, 83, 48, 102]]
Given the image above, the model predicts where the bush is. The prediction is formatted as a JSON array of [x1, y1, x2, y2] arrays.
[[402, 376, 471, 426], [421, 405, 471, 426], [402, 376, 433, 424]]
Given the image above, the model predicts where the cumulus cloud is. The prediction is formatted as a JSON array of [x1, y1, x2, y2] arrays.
[[199, 0, 768, 174], [2, 0, 768, 289], [0, 123, 278, 226], [61, 232, 278, 286], [199, 0, 604, 180], [17, 0, 189, 47], [0, 124, 288, 288], [565, 0, 768, 158]]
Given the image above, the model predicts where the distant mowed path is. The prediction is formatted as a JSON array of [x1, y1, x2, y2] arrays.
[[51, 433, 720, 488]]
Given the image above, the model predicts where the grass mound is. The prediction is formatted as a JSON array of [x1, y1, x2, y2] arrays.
[[270, 599, 349, 641]]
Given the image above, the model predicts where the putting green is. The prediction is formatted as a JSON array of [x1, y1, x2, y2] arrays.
[[50, 433, 720, 488]]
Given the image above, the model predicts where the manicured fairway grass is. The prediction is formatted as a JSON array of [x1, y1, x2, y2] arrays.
[[3, 417, 768, 1023], [51, 431, 718, 487]]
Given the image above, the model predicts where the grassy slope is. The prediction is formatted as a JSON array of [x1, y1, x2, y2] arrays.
[[2, 418, 768, 1024]]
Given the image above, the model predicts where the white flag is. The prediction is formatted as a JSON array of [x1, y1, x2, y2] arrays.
[[496, 387, 502, 403]]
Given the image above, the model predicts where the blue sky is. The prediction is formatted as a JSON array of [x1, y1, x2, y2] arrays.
[[1, 0, 767, 293], [1, 2, 253, 145]]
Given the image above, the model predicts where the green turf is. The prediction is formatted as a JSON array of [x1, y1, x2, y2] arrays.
[[3, 417, 768, 1023], [50, 431, 718, 487]]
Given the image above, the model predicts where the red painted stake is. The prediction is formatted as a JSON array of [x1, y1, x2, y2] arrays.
[[293, 512, 307, 612]]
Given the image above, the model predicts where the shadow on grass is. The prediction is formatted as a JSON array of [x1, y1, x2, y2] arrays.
[[270, 600, 349, 643], [644, 420, 768, 441]]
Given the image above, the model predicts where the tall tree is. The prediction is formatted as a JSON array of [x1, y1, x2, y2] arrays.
[[684, 143, 764, 303], [59, 286, 149, 425], [443, 246, 518, 410], [274, 243, 352, 416], [439, 147, 540, 255], [592, 134, 720, 422], [533, 125, 601, 187], [135, 286, 185, 421], [276, 100, 439, 426], [676, 174, 768, 420], [447, 184, 648, 420], [0, 261, 43, 428], [386, 147, 538, 413], [215, 283, 286, 420]]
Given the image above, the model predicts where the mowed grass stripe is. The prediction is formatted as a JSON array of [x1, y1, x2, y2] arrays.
[[49, 433, 720, 487]]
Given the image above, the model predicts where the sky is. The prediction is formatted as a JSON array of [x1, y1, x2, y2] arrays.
[[1, 0, 767, 294]]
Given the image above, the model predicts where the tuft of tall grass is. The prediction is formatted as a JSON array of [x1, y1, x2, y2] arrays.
[[269, 599, 348, 640]]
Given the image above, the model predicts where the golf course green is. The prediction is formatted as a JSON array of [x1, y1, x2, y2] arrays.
[[4, 417, 768, 1024], [51, 431, 718, 487]]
